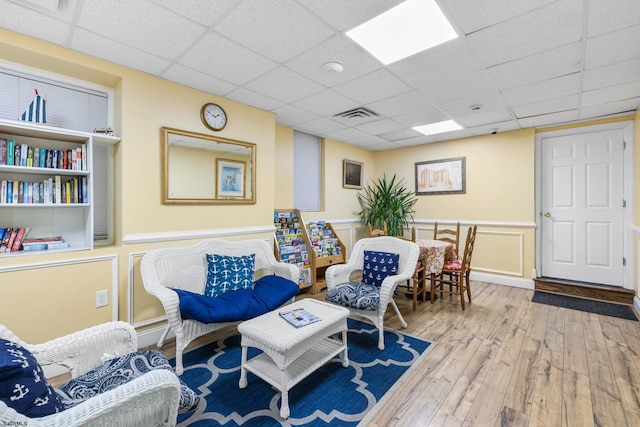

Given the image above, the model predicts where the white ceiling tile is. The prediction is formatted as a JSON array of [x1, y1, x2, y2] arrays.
[[245, 66, 324, 104], [502, 74, 580, 105], [581, 80, 640, 107], [355, 119, 404, 135], [392, 135, 434, 147], [225, 88, 284, 112], [584, 24, 640, 70], [291, 89, 359, 116], [486, 42, 581, 90], [70, 28, 171, 75], [442, 0, 557, 34], [360, 140, 403, 151], [77, 0, 205, 59], [153, 0, 242, 26], [273, 104, 319, 127], [296, 0, 403, 31], [162, 64, 238, 96], [456, 108, 513, 128], [179, 32, 277, 86], [346, 135, 391, 147], [380, 128, 423, 141], [0, 0, 70, 45], [294, 117, 347, 135], [583, 58, 640, 91], [419, 71, 497, 105], [437, 92, 507, 118], [467, 0, 582, 67], [578, 97, 640, 120], [323, 126, 369, 141], [388, 39, 483, 88], [215, 0, 334, 63], [368, 92, 435, 117], [333, 69, 411, 105], [468, 120, 521, 136], [284, 35, 382, 87], [392, 108, 450, 127], [517, 110, 578, 128], [587, 0, 640, 37], [430, 128, 474, 142], [511, 95, 579, 119]]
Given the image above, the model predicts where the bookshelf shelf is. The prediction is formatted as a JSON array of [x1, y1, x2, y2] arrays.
[[0, 119, 114, 255]]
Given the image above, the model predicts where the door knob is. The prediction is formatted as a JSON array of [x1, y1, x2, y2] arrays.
[[544, 211, 551, 217]]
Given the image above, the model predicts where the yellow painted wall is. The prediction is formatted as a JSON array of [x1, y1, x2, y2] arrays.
[[0, 29, 638, 343]]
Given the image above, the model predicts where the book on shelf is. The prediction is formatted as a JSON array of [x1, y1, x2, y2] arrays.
[[47, 241, 69, 250], [0, 227, 11, 252], [279, 308, 320, 328], [14, 144, 21, 167], [0, 138, 6, 165], [7, 140, 14, 166], [5, 229, 18, 253], [21, 242, 47, 251], [10, 227, 31, 252], [22, 236, 63, 244]]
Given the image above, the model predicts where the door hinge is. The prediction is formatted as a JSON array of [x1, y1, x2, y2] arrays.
[[623, 199, 626, 208], [623, 140, 627, 150], [623, 257, 626, 266]]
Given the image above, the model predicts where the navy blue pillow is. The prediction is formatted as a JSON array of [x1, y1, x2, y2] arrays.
[[362, 250, 399, 287], [0, 338, 63, 418], [204, 253, 255, 297]]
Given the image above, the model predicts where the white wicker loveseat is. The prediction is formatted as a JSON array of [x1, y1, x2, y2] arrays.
[[141, 238, 300, 375], [0, 321, 181, 426]]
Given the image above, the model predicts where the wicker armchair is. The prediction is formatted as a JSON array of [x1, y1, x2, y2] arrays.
[[141, 238, 299, 375], [325, 236, 419, 350], [0, 321, 181, 426]]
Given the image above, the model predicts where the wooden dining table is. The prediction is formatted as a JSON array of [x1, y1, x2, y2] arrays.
[[406, 239, 457, 309]]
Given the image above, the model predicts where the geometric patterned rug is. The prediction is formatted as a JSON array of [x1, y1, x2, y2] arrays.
[[173, 318, 435, 426]]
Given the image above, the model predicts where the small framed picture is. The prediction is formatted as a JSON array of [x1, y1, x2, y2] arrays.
[[415, 157, 466, 195], [216, 159, 246, 198], [343, 159, 363, 189]]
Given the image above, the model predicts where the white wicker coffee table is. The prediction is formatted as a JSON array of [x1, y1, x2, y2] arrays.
[[238, 298, 350, 419]]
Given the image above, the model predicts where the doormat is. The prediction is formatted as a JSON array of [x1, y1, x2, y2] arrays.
[[173, 318, 434, 426], [532, 291, 638, 321]]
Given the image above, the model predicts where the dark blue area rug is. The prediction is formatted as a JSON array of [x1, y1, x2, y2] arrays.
[[173, 318, 434, 426]]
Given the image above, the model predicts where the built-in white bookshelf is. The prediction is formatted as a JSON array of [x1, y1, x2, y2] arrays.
[[0, 119, 119, 255]]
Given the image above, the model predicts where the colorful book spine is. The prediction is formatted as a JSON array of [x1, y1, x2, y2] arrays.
[[7, 139, 14, 166], [20, 144, 28, 166], [11, 227, 30, 252], [0, 227, 11, 252], [5, 229, 17, 252], [0, 138, 7, 165]]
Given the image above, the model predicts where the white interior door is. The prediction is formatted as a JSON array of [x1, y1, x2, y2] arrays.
[[540, 128, 625, 286]]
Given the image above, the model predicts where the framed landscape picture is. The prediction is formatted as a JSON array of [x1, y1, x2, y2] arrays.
[[216, 159, 246, 198], [343, 159, 363, 189], [415, 157, 466, 195]]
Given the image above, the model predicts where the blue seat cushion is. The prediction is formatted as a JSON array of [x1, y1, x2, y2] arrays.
[[174, 275, 300, 323], [55, 350, 199, 414], [0, 338, 63, 418], [325, 281, 380, 311]]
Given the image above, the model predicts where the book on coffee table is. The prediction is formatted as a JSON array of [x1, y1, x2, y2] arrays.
[[279, 308, 321, 328]]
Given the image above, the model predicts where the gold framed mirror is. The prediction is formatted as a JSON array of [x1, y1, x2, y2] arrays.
[[161, 127, 256, 204]]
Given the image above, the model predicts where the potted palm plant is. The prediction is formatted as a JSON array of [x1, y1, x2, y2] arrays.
[[357, 174, 417, 236]]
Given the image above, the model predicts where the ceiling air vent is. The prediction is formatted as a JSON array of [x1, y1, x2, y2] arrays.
[[333, 107, 380, 125]]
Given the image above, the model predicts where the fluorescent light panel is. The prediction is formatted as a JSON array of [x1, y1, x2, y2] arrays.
[[346, 0, 458, 65], [413, 120, 462, 136]]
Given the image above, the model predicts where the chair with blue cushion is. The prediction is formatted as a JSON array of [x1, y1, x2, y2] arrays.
[[325, 236, 419, 350], [0, 321, 197, 426]]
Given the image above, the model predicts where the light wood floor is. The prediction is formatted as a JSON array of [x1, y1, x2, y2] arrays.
[[154, 281, 640, 427]]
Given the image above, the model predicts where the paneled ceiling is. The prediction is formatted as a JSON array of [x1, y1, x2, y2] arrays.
[[1, 0, 639, 150]]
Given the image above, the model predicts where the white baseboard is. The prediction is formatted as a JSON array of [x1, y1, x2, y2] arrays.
[[136, 323, 174, 350], [469, 271, 534, 290]]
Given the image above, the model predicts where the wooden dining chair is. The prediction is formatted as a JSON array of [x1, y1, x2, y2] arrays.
[[367, 222, 387, 237], [433, 221, 461, 261], [431, 225, 477, 310], [396, 227, 427, 310]]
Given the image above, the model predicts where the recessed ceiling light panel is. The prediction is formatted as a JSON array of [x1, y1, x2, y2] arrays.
[[346, 0, 458, 65], [413, 120, 462, 136]]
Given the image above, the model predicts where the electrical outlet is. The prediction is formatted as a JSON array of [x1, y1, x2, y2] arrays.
[[96, 290, 108, 308]]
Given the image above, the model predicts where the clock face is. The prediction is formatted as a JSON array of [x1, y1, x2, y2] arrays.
[[201, 103, 227, 131]]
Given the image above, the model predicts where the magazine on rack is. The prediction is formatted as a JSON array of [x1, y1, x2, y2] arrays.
[[279, 308, 321, 328]]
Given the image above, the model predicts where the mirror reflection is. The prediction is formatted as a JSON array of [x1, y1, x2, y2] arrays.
[[161, 127, 256, 204]]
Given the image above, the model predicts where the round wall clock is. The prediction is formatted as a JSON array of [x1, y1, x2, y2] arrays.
[[200, 103, 227, 131]]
